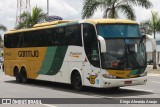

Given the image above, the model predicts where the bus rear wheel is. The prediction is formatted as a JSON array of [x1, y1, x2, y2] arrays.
[[20, 68, 28, 83], [14, 68, 21, 83], [72, 72, 83, 91]]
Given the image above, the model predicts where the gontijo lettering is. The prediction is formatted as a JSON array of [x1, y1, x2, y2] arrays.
[[18, 50, 39, 57]]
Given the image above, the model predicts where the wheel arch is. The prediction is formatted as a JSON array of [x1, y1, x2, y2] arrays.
[[70, 68, 83, 85]]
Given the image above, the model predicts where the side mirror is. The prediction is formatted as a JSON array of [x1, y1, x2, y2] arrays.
[[98, 36, 106, 53]]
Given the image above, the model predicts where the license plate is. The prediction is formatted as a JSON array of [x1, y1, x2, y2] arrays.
[[124, 81, 132, 85]]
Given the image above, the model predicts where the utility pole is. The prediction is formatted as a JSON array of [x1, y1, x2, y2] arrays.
[[47, 0, 49, 16], [16, 0, 31, 26]]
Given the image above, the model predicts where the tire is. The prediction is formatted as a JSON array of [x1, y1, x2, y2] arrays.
[[15, 70, 21, 83], [21, 68, 27, 83], [72, 72, 83, 91], [110, 87, 120, 90]]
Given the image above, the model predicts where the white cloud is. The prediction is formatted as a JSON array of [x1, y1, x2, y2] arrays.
[[0, 0, 16, 31], [0, 0, 160, 31], [49, 0, 79, 19], [134, 7, 151, 23], [30, 0, 83, 20], [6, 17, 15, 22]]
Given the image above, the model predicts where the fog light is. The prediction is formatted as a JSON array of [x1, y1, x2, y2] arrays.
[[144, 79, 147, 82]]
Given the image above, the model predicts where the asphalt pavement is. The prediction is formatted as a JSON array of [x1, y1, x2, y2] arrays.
[[0, 66, 160, 107], [146, 65, 160, 74]]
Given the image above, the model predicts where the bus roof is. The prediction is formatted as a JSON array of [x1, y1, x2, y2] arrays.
[[5, 19, 138, 34], [84, 19, 138, 25], [5, 20, 73, 34], [33, 20, 72, 28]]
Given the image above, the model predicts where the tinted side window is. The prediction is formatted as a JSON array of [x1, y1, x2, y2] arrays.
[[4, 35, 8, 47], [66, 24, 82, 46], [46, 29, 55, 46], [17, 33, 24, 47], [4, 34, 13, 48], [4, 25, 82, 48], [23, 32, 30, 47], [55, 27, 66, 46], [83, 24, 100, 67]]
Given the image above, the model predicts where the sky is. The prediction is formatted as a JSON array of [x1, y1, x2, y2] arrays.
[[0, 0, 160, 39]]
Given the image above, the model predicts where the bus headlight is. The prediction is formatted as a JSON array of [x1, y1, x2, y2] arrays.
[[139, 72, 147, 77], [102, 74, 116, 79]]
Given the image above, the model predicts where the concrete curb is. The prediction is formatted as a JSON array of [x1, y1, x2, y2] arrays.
[[146, 66, 160, 74]]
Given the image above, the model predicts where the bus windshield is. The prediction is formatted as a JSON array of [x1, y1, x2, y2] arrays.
[[97, 24, 146, 70], [100, 39, 146, 69], [97, 24, 141, 38]]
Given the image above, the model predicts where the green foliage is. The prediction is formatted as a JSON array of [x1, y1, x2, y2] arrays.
[[0, 24, 7, 31], [16, 6, 46, 29], [140, 11, 159, 69], [82, 0, 152, 20], [140, 11, 160, 38]]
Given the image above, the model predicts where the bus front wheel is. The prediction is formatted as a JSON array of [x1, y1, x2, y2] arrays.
[[72, 72, 83, 91]]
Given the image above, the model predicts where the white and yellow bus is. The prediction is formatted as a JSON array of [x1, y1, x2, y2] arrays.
[[4, 19, 153, 90]]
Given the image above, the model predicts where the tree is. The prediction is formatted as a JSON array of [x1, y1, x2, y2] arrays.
[[140, 11, 160, 69], [82, 0, 152, 20], [16, 6, 46, 29], [0, 24, 7, 48], [0, 24, 7, 31], [140, 11, 160, 39]]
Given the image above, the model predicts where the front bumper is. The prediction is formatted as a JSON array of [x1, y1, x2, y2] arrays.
[[101, 76, 147, 88]]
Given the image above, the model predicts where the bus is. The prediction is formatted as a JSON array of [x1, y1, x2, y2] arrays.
[[4, 19, 155, 90]]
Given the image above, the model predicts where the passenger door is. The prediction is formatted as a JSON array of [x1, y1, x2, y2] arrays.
[[82, 24, 101, 87]]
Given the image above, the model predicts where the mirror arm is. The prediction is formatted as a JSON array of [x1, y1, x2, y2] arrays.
[[98, 36, 106, 53]]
